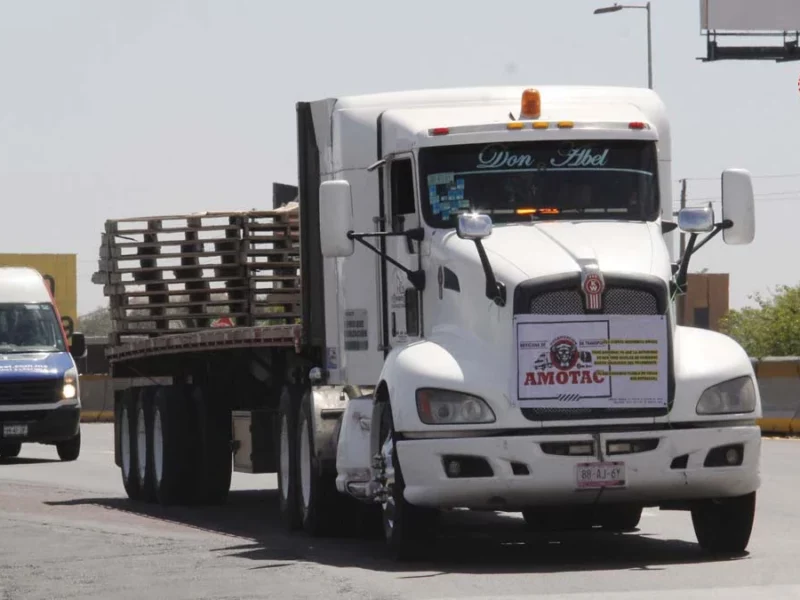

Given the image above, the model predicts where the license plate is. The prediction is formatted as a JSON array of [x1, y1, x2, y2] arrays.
[[3, 424, 28, 438], [576, 461, 625, 489]]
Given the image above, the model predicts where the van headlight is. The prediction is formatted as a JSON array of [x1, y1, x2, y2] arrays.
[[416, 388, 496, 424], [62, 368, 78, 400], [696, 376, 756, 415]]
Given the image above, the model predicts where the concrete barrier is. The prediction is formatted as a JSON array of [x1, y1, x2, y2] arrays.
[[752, 358, 800, 434], [78, 362, 800, 434]]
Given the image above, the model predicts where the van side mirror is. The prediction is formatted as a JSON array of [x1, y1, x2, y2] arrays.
[[70, 332, 87, 359], [319, 180, 355, 258], [721, 168, 755, 245]]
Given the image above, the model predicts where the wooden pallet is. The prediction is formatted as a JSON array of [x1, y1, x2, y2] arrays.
[[92, 204, 302, 345]]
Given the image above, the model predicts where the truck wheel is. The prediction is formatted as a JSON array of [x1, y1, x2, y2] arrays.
[[277, 385, 302, 530], [377, 400, 439, 560], [691, 492, 756, 554], [152, 384, 193, 506], [56, 432, 81, 462], [598, 505, 642, 532], [0, 442, 21, 458], [296, 390, 345, 537], [134, 388, 157, 502], [118, 389, 142, 500], [190, 385, 232, 505], [522, 507, 594, 532]]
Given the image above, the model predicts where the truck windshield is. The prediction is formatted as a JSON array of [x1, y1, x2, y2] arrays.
[[0, 303, 66, 353], [419, 139, 659, 227]]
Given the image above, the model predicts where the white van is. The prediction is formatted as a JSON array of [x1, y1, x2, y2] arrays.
[[0, 267, 86, 460]]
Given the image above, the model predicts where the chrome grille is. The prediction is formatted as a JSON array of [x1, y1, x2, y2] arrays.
[[0, 380, 61, 405], [529, 287, 659, 315]]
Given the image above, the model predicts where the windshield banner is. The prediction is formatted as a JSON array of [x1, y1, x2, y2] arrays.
[[514, 313, 668, 409]]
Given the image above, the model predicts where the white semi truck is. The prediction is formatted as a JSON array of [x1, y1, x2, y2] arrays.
[[94, 85, 761, 560]]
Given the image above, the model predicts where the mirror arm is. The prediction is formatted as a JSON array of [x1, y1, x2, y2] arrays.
[[348, 232, 426, 291], [675, 219, 734, 294], [473, 239, 506, 307]]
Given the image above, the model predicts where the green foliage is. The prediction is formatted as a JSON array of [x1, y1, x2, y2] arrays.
[[77, 305, 112, 336], [719, 284, 800, 358]]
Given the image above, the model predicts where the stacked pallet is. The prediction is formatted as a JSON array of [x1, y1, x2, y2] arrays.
[[92, 204, 301, 346]]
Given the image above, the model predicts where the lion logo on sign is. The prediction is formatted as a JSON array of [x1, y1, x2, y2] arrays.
[[549, 336, 579, 371]]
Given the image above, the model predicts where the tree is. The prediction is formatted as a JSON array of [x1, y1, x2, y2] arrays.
[[77, 306, 112, 336], [719, 284, 800, 358]]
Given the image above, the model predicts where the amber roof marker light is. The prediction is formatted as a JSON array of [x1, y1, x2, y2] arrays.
[[594, 2, 652, 89]]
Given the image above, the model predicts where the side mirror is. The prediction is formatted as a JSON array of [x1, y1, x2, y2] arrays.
[[70, 332, 87, 360], [721, 168, 755, 245], [678, 204, 714, 234], [456, 213, 493, 240], [319, 180, 355, 258]]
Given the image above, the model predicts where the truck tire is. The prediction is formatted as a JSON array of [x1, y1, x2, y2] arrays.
[[56, 432, 81, 462], [190, 385, 232, 505], [0, 442, 21, 458], [134, 388, 157, 502], [296, 390, 346, 537], [376, 399, 439, 560], [118, 388, 142, 500], [598, 505, 642, 532], [277, 385, 301, 530], [691, 492, 756, 554], [522, 507, 594, 532], [152, 384, 194, 506]]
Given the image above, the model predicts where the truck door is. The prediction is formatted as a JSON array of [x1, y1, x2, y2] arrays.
[[382, 154, 423, 350]]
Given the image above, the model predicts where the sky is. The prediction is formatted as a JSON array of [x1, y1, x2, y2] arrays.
[[1, 0, 800, 314]]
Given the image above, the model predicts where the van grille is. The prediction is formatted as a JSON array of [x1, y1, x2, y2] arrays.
[[0, 379, 61, 405]]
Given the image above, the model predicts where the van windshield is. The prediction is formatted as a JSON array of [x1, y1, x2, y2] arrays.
[[0, 303, 66, 353], [418, 139, 659, 227]]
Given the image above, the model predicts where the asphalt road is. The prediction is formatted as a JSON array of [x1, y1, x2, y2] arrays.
[[1, 425, 799, 600]]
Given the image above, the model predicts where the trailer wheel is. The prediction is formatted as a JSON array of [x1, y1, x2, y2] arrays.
[[691, 492, 756, 554], [152, 384, 193, 506], [190, 385, 232, 505], [118, 388, 142, 500], [134, 388, 157, 502], [277, 385, 301, 530], [0, 442, 21, 459], [296, 391, 345, 537], [377, 399, 439, 560]]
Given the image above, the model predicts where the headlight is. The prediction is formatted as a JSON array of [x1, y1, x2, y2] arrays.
[[416, 388, 496, 425], [63, 367, 78, 400], [696, 376, 756, 415]]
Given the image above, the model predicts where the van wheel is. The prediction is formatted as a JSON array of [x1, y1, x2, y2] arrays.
[[691, 492, 756, 554], [152, 384, 193, 506], [0, 442, 21, 458], [56, 432, 81, 462], [377, 400, 439, 560], [277, 386, 302, 530], [297, 390, 345, 537], [118, 389, 142, 500]]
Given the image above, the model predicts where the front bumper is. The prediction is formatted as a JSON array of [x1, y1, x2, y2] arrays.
[[0, 406, 80, 444], [395, 425, 761, 509]]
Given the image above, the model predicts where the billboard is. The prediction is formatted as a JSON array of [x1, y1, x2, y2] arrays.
[[701, 0, 800, 32], [0, 253, 77, 343]]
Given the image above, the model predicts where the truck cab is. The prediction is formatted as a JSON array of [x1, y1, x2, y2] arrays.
[[303, 86, 759, 558], [0, 267, 86, 461]]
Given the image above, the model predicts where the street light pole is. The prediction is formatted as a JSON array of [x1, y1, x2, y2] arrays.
[[594, 2, 653, 89]]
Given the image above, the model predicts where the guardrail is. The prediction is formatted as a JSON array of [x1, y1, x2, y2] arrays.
[[78, 360, 800, 433]]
